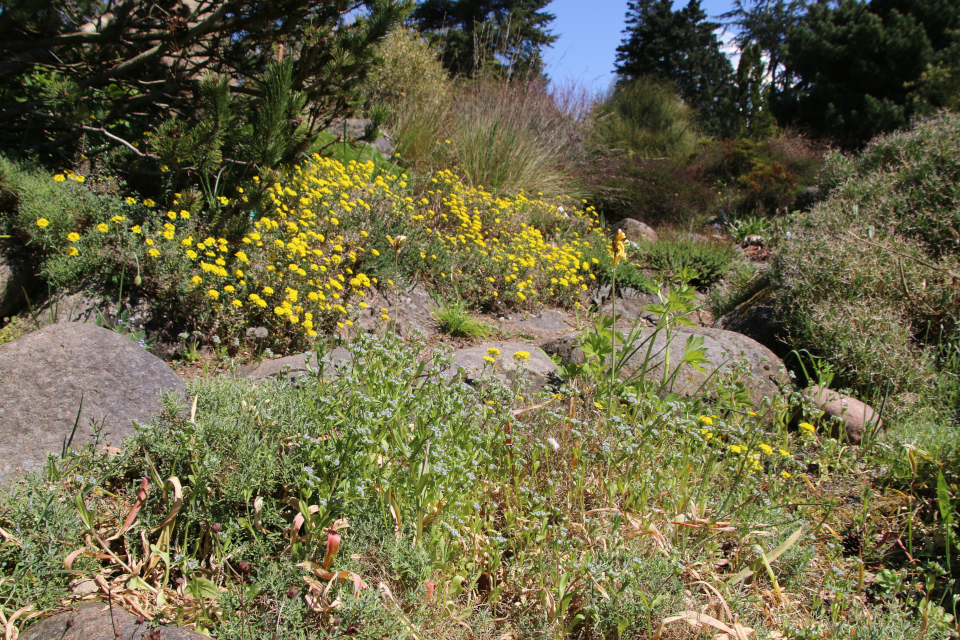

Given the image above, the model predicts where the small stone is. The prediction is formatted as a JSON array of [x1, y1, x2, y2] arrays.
[[616, 218, 658, 244], [803, 386, 882, 444]]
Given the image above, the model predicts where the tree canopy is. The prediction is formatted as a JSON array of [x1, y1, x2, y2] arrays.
[[615, 0, 735, 136], [411, 0, 556, 78], [778, 0, 960, 147], [0, 0, 409, 184]]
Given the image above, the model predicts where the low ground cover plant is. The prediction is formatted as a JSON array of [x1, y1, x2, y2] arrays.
[[6, 304, 948, 639]]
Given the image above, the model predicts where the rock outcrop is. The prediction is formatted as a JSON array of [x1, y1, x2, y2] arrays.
[[541, 326, 788, 407], [0, 323, 185, 485]]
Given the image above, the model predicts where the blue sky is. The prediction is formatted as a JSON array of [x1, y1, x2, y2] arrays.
[[542, 0, 737, 94]]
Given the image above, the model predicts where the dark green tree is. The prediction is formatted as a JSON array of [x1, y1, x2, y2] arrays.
[[411, 0, 556, 78], [0, 0, 409, 185], [778, 0, 960, 147], [735, 42, 777, 138], [722, 0, 808, 95], [615, 0, 736, 136]]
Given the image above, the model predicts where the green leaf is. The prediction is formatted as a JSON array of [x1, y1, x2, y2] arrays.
[[937, 470, 953, 526]]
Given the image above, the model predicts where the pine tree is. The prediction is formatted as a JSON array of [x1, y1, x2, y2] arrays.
[[722, 0, 808, 95], [411, 0, 557, 78], [0, 0, 409, 182], [615, 0, 736, 136], [779, 0, 960, 147], [735, 43, 777, 138]]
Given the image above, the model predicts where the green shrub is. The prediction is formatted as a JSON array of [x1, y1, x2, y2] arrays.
[[367, 27, 451, 111], [769, 111, 960, 410], [696, 134, 824, 215], [635, 239, 737, 288]]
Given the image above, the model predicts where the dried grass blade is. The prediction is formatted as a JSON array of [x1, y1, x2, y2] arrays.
[[3, 603, 33, 640], [108, 477, 150, 541], [149, 477, 183, 534]]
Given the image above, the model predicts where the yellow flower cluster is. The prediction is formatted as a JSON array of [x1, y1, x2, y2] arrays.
[[178, 155, 403, 338], [415, 170, 600, 307], [53, 154, 605, 341]]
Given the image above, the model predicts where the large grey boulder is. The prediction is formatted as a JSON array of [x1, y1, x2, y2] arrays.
[[794, 186, 823, 212], [20, 603, 206, 640], [0, 323, 186, 485], [496, 309, 576, 340], [352, 283, 439, 340], [713, 285, 783, 355], [444, 342, 559, 392], [541, 326, 788, 407]]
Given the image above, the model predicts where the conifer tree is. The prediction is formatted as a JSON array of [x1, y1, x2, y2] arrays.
[[0, 0, 409, 185], [779, 0, 960, 147], [411, 0, 556, 78], [735, 43, 777, 138], [615, 0, 735, 136]]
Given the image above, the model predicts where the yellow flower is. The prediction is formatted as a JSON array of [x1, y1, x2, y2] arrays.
[[160, 165, 169, 172], [143, 199, 156, 208], [131, 226, 142, 234], [180, 210, 190, 219], [36, 218, 50, 228], [483, 356, 495, 364], [779, 449, 791, 457], [611, 229, 627, 267], [67, 232, 80, 242], [207, 289, 219, 300], [54, 174, 66, 182], [781, 471, 792, 479], [699, 415, 714, 426], [224, 285, 235, 293], [231, 299, 243, 308], [125, 197, 137, 205], [148, 248, 160, 258], [729, 445, 742, 454], [191, 276, 202, 285], [700, 428, 713, 440], [97, 223, 109, 233], [186, 250, 198, 260], [145, 238, 154, 245], [758, 444, 773, 456], [235, 251, 249, 263], [67, 246, 79, 256], [167, 211, 177, 220], [513, 350, 531, 362], [387, 235, 407, 249], [487, 347, 500, 357], [799, 422, 815, 435]]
